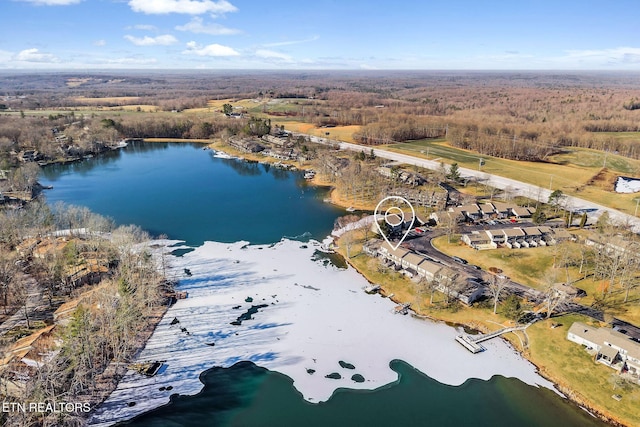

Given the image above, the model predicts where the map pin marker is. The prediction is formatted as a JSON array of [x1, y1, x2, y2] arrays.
[[374, 196, 416, 250]]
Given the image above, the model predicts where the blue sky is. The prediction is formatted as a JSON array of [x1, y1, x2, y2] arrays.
[[1, 0, 639, 70]]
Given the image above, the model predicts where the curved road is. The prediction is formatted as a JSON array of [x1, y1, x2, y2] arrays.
[[302, 134, 640, 233]]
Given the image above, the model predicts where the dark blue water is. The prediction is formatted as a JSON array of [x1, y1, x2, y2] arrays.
[[39, 142, 606, 427], [40, 142, 343, 246]]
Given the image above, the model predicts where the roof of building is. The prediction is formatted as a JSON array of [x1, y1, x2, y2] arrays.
[[600, 344, 620, 360], [384, 213, 404, 227], [569, 322, 640, 360], [380, 241, 411, 258], [479, 203, 495, 214], [503, 228, 525, 237], [491, 201, 515, 212], [460, 204, 481, 214], [522, 227, 542, 236], [402, 252, 425, 267], [485, 229, 505, 237], [417, 259, 442, 276], [511, 206, 533, 216], [464, 233, 491, 243], [552, 229, 572, 239]]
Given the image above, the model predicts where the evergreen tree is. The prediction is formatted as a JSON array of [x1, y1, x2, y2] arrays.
[[447, 163, 461, 182]]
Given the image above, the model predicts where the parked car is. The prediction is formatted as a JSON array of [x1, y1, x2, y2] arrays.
[[452, 256, 468, 264]]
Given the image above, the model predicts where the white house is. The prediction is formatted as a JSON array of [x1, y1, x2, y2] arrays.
[[567, 322, 640, 375]]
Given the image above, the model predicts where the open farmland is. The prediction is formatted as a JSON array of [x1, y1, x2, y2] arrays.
[[383, 139, 640, 215]]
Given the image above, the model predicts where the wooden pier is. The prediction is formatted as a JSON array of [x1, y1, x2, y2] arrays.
[[394, 303, 411, 315], [456, 324, 529, 354]]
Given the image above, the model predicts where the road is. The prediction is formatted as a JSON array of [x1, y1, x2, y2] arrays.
[[402, 229, 640, 341], [300, 134, 640, 233], [312, 132, 640, 334]]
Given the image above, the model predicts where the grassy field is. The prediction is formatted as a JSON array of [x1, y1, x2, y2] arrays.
[[599, 131, 640, 143], [72, 96, 142, 104], [335, 233, 526, 331], [432, 235, 557, 289], [338, 229, 640, 426], [276, 122, 361, 143], [432, 233, 640, 325], [527, 314, 640, 427], [382, 139, 640, 215]]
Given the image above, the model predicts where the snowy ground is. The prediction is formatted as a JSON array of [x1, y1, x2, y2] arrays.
[[615, 176, 640, 193], [89, 239, 555, 426]]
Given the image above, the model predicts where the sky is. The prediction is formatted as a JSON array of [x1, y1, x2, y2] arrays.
[[1, 0, 640, 70]]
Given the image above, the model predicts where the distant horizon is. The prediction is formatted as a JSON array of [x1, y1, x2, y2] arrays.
[[2, 1, 640, 70], [1, 68, 640, 74]]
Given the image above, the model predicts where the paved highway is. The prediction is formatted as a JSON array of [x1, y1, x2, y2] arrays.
[[308, 132, 640, 333], [301, 134, 640, 233]]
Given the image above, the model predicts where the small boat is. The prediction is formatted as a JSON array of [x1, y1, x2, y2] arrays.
[[346, 207, 355, 212], [304, 171, 316, 179], [213, 151, 233, 159], [130, 361, 165, 377], [364, 284, 381, 294]]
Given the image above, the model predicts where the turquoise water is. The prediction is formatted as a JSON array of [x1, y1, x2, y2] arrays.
[[40, 142, 606, 427], [40, 142, 343, 246], [121, 361, 603, 427]]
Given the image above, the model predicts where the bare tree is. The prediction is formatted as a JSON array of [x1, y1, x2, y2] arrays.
[[488, 274, 509, 314], [0, 252, 18, 315], [436, 268, 461, 305], [542, 273, 564, 319], [341, 230, 355, 259], [426, 278, 438, 305]]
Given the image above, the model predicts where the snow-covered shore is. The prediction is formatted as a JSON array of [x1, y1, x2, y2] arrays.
[[89, 239, 555, 426]]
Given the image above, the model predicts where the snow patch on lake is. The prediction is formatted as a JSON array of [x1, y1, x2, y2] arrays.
[[89, 239, 555, 426]]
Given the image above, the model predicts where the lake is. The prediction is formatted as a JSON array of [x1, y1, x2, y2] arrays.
[[40, 142, 343, 246], [39, 142, 605, 427]]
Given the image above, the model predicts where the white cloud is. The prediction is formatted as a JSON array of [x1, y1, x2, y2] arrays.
[[128, 0, 237, 15], [264, 36, 319, 48], [564, 47, 640, 64], [93, 39, 107, 46], [105, 57, 158, 65], [0, 50, 13, 62], [124, 34, 178, 46], [14, 48, 60, 63], [359, 63, 378, 70], [255, 49, 292, 62], [17, 0, 81, 5], [183, 41, 239, 56], [131, 24, 158, 31], [175, 17, 240, 35]]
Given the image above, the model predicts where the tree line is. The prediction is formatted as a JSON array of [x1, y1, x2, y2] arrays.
[[0, 201, 171, 426]]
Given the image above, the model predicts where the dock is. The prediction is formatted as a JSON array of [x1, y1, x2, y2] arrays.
[[394, 303, 411, 315], [456, 324, 529, 354], [455, 335, 484, 353], [363, 284, 381, 294]]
